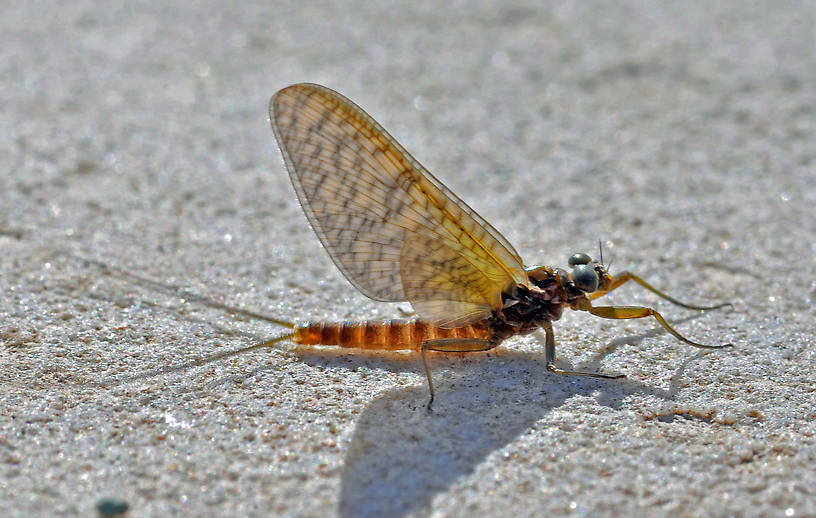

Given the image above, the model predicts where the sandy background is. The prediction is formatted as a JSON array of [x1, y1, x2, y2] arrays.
[[2, 1, 815, 516]]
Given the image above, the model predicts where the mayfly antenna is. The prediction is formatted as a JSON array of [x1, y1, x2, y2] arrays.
[[598, 240, 604, 268]]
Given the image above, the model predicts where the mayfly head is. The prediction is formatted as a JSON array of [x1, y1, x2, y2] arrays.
[[567, 252, 612, 293]]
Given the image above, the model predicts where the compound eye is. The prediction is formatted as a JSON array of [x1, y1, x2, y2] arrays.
[[572, 264, 599, 292], [568, 252, 592, 266]]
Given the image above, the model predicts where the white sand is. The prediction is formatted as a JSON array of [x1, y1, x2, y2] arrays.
[[2, 2, 815, 516]]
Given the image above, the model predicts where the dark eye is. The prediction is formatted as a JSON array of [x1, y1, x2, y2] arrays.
[[568, 253, 592, 266], [572, 264, 599, 292]]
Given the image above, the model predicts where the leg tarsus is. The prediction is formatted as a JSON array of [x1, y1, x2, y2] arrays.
[[420, 342, 435, 411], [420, 338, 496, 411], [546, 363, 625, 379], [540, 322, 624, 380]]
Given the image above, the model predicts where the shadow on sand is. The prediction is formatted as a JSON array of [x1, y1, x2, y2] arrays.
[[66, 254, 724, 516], [333, 346, 685, 518]]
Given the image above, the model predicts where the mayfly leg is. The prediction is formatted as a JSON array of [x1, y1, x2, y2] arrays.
[[541, 322, 625, 379], [420, 338, 497, 411], [588, 305, 733, 349], [590, 271, 732, 311]]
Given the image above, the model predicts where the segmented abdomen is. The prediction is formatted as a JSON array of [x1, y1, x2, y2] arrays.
[[294, 319, 493, 351]]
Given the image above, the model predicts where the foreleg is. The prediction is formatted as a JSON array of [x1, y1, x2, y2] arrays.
[[590, 271, 731, 311]]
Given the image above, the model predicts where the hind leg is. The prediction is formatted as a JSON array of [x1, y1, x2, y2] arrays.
[[420, 338, 497, 411]]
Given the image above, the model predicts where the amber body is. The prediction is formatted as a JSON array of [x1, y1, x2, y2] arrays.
[[293, 266, 587, 351], [294, 319, 493, 350], [267, 84, 729, 409]]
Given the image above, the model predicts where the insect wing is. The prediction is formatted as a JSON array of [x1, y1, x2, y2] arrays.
[[270, 83, 527, 326], [399, 233, 513, 328]]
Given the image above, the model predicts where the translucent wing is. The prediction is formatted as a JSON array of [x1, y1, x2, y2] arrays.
[[269, 83, 527, 326], [399, 233, 513, 328]]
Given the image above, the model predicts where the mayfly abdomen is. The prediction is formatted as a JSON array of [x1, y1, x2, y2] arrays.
[[294, 319, 492, 351]]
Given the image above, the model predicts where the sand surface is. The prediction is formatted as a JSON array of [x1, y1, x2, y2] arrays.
[[2, 2, 815, 516]]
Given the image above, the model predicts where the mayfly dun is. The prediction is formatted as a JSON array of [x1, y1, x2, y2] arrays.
[[258, 83, 731, 409]]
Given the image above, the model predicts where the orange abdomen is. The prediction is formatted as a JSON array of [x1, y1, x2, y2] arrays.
[[294, 319, 492, 351]]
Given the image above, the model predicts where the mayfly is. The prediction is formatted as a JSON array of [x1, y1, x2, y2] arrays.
[[260, 83, 730, 408]]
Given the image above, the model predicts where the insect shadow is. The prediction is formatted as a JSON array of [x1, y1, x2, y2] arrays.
[[70, 253, 718, 518], [333, 348, 683, 518], [296, 318, 713, 518]]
